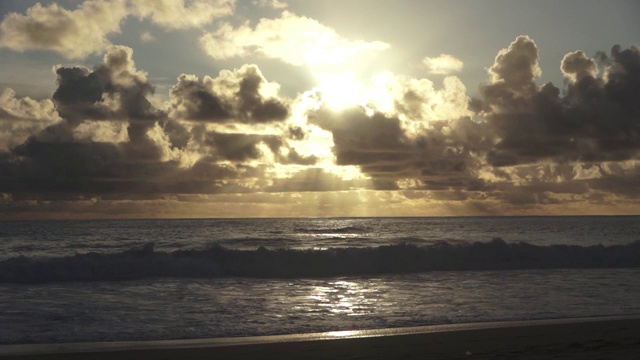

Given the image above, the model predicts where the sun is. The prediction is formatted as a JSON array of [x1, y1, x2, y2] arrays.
[[315, 71, 365, 109]]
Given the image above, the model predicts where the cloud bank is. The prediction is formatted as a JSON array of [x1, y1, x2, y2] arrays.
[[1, 1, 640, 218]]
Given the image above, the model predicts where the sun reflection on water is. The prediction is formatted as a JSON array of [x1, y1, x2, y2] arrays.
[[307, 280, 377, 316], [326, 330, 362, 337]]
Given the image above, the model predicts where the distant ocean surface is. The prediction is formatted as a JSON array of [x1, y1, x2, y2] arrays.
[[1, 216, 640, 344]]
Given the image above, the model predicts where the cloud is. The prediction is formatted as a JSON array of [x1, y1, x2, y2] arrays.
[[488, 35, 542, 86], [193, 128, 316, 166], [423, 54, 464, 75], [0, 88, 62, 151], [205, 132, 282, 162], [303, 36, 640, 212], [140, 31, 155, 42], [0, 45, 319, 206], [199, 11, 389, 66], [301, 67, 492, 193], [561, 50, 598, 82], [0, 89, 60, 123], [0, 0, 128, 59], [0, 0, 235, 59], [130, 0, 235, 29], [254, 0, 288, 9], [310, 107, 411, 168], [387, 73, 472, 122], [169, 64, 289, 123], [473, 36, 640, 166], [52, 45, 162, 133], [4, 32, 640, 217], [2, 131, 270, 201], [308, 105, 491, 193], [0, 46, 179, 202]]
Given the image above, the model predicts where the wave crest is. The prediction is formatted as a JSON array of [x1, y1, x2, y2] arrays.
[[2, 239, 640, 283], [294, 225, 368, 234]]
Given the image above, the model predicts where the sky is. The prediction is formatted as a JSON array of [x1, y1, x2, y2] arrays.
[[0, 0, 639, 219]]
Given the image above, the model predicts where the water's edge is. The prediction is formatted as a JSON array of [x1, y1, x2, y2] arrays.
[[2, 314, 639, 356]]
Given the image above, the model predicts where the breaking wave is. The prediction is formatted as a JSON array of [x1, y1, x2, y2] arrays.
[[2, 238, 640, 284], [294, 225, 369, 234]]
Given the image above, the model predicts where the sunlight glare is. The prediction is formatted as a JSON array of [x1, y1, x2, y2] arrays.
[[365, 71, 396, 114], [315, 72, 365, 109]]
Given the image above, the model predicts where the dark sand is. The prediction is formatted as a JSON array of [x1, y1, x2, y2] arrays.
[[2, 316, 640, 359]]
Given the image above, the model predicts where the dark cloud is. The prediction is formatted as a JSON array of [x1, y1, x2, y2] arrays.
[[53, 66, 111, 122], [161, 119, 191, 150], [5, 35, 640, 217], [287, 126, 306, 141], [237, 66, 289, 122], [169, 74, 232, 121], [205, 132, 282, 162], [199, 131, 316, 165], [170, 64, 289, 123], [278, 148, 317, 165], [186, 159, 261, 181], [415, 118, 493, 178], [309, 107, 412, 168], [0, 137, 271, 200], [0, 48, 282, 201], [53, 46, 160, 125], [309, 106, 492, 191], [302, 36, 640, 211], [11, 137, 125, 179], [474, 36, 640, 166], [49, 45, 166, 162], [3, 136, 186, 199]]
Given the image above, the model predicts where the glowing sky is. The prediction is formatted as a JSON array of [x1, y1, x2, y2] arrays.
[[1, 0, 639, 219]]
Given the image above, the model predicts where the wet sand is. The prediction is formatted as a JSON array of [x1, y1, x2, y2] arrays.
[[2, 316, 640, 359]]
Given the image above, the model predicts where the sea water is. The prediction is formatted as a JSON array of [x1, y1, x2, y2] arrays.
[[1, 216, 640, 344]]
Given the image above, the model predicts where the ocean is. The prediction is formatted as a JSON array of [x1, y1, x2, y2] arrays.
[[1, 216, 640, 344]]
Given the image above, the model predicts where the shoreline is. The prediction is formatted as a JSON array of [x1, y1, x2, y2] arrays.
[[2, 315, 640, 359]]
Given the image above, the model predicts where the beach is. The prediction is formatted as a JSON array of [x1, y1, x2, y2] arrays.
[[2, 316, 639, 359]]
